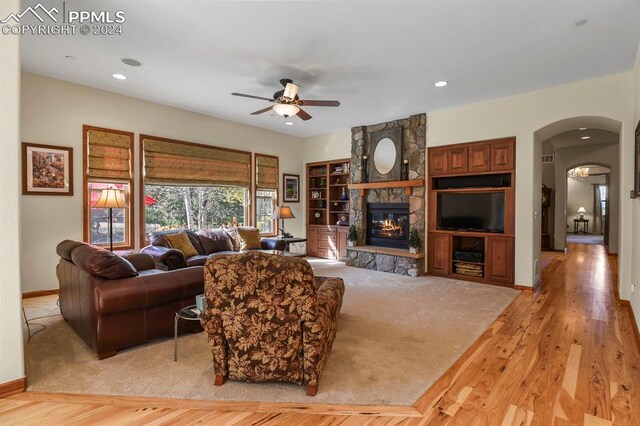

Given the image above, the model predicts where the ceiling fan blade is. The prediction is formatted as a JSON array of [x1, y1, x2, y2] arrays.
[[298, 100, 341, 107], [251, 106, 274, 115], [297, 108, 312, 121], [232, 93, 275, 102]]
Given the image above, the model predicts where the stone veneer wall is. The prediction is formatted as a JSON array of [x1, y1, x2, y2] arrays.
[[346, 113, 426, 276]]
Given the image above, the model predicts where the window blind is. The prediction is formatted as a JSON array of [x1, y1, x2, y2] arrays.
[[255, 154, 279, 189], [142, 137, 251, 187], [87, 129, 132, 180]]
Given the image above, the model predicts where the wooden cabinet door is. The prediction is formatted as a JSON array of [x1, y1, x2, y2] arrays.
[[468, 144, 491, 172], [448, 147, 468, 174], [429, 148, 448, 176], [336, 227, 348, 260], [428, 234, 450, 274], [485, 236, 514, 284], [307, 226, 318, 257], [490, 141, 514, 171]]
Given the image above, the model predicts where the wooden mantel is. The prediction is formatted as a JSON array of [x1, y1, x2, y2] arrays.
[[348, 179, 425, 196]]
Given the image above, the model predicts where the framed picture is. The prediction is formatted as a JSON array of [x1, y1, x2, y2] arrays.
[[283, 173, 300, 202], [22, 142, 73, 195], [635, 120, 640, 198]]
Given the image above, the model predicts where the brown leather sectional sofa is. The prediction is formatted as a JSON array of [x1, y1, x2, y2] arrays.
[[141, 228, 286, 270], [56, 240, 204, 359]]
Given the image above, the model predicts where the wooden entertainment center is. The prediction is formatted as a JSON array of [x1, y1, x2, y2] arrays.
[[306, 158, 351, 260], [427, 137, 515, 286]]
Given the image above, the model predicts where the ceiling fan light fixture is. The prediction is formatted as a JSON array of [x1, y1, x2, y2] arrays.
[[283, 83, 300, 100], [273, 103, 300, 118]]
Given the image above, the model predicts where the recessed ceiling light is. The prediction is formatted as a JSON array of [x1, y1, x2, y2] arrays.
[[575, 19, 588, 27], [434, 81, 448, 88], [578, 127, 587, 130], [121, 58, 142, 67], [284, 122, 294, 126], [581, 136, 591, 140], [112, 73, 127, 80]]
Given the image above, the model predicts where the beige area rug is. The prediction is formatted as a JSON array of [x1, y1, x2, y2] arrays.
[[24, 260, 519, 406]]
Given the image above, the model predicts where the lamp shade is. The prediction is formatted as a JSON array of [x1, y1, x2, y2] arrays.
[[273, 103, 300, 118], [283, 82, 300, 100], [273, 205, 295, 220], [577, 207, 587, 214], [92, 188, 128, 208]]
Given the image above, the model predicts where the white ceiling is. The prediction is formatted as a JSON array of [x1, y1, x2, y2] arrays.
[[20, 0, 640, 138], [547, 129, 619, 150]]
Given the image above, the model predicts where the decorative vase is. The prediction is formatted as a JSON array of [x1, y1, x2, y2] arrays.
[[409, 247, 418, 254], [348, 241, 355, 247], [340, 187, 349, 200]]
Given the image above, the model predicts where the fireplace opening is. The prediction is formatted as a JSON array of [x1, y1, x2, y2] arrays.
[[366, 203, 410, 249]]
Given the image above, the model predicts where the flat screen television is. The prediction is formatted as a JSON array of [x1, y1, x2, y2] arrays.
[[437, 192, 504, 232]]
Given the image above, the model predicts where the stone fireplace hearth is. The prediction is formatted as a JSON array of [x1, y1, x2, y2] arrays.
[[345, 113, 426, 276]]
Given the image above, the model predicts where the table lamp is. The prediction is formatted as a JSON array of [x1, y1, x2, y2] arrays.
[[577, 207, 586, 219], [273, 205, 295, 238], [92, 188, 128, 251]]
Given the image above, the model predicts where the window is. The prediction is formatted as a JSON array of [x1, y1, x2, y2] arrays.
[[256, 189, 277, 234], [140, 135, 252, 245], [83, 126, 134, 249], [254, 154, 279, 236], [89, 182, 131, 246], [599, 184, 607, 216], [144, 185, 248, 236]]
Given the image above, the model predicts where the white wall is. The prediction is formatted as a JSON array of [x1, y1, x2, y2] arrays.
[[0, 0, 26, 385], [631, 42, 640, 329], [21, 73, 305, 292]]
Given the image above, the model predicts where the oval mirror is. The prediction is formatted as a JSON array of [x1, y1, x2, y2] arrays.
[[373, 138, 396, 175]]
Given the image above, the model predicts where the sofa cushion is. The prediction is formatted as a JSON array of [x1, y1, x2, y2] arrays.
[[70, 244, 138, 279], [198, 229, 234, 254], [236, 227, 262, 250], [56, 240, 85, 262], [164, 232, 199, 257]]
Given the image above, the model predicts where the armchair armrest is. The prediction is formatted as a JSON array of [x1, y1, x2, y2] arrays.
[[261, 237, 286, 251], [303, 276, 345, 386], [200, 306, 228, 379], [141, 245, 186, 270], [121, 253, 156, 272]]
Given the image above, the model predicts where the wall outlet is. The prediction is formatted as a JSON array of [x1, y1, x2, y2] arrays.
[[632, 284, 637, 293]]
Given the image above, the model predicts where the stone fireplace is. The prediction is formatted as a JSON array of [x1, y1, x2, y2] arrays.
[[367, 203, 410, 249], [345, 113, 426, 276]]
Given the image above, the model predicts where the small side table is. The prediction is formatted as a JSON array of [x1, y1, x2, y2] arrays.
[[573, 218, 589, 234], [174, 305, 201, 362], [277, 237, 307, 253]]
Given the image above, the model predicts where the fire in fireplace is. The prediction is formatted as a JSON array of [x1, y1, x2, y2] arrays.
[[366, 203, 410, 249]]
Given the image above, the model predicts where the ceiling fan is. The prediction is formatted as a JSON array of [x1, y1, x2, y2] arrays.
[[231, 79, 340, 121]]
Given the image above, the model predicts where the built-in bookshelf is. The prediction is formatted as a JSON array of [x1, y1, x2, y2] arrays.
[[307, 159, 351, 227]]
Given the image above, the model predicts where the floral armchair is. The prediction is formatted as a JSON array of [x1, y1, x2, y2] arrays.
[[201, 251, 345, 396]]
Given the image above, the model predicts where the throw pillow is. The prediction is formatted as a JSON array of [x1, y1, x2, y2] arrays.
[[164, 232, 199, 257], [236, 227, 262, 250], [70, 243, 138, 279], [224, 227, 241, 251], [198, 229, 234, 254]]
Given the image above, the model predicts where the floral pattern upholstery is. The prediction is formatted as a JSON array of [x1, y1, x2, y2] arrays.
[[201, 251, 344, 389]]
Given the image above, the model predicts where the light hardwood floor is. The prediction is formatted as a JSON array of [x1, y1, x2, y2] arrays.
[[2, 244, 639, 425]]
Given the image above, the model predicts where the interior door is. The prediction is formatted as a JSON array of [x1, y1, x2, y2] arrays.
[[603, 176, 610, 247]]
